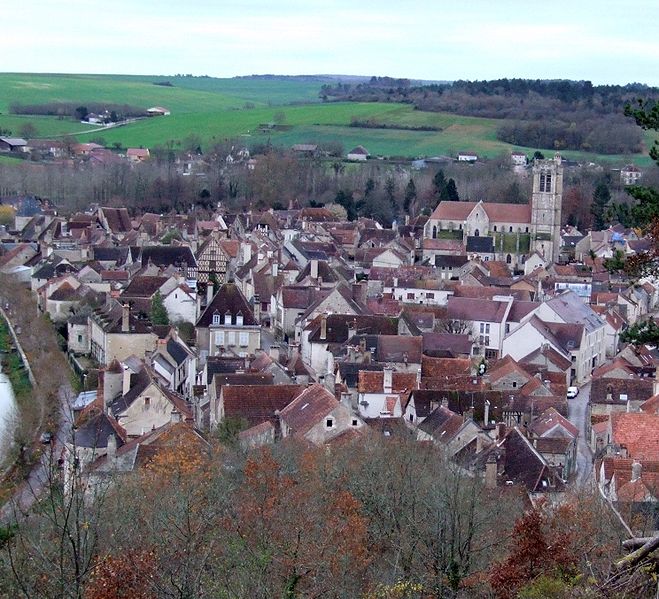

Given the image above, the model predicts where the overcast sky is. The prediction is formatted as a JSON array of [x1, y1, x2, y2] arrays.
[[4, 0, 658, 85]]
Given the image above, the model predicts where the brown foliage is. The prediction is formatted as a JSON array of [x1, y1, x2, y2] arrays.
[[85, 549, 157, 599]]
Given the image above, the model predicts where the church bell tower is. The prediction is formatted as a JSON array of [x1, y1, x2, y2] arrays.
[[531, 153, 563, 263]]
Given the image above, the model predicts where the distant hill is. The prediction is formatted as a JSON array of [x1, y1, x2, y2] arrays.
[[0, 72, 654, 164]]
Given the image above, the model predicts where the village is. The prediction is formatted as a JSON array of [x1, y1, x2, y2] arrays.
[[0, 149, 656, 544]]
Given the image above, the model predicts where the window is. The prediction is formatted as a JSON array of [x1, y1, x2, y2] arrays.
[[426, 293, 434, 299], [509, 226, 513, 232], [239, 332, 249, 347], [480, 322, 485, 334], [525, 227, 529, 233], [227, 332, 235, 346], [474, 229, 480, 237], [506, 254, 512, 264], [352, 419, 359, 426], [512, 381, 517, 388], [212, 314, 220, 325], [236, 314, 244, 326], [407, 292, 414, 300], [326, 418, 334, 429], [215, 331, 225, 346], [493, 225, 497, 232], [77, 334, 83, 343], [505, 323, 510, 334], [144, 397, 150, 409], [224, 312, 232, 325], [432, 226, 437, 239]]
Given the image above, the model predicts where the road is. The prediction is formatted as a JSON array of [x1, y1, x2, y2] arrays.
[[568, 381, 594, 487], [0, 383, 73, 523]]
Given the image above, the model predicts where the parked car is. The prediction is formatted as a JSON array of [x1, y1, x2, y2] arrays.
[[566, 386, 579, 399]]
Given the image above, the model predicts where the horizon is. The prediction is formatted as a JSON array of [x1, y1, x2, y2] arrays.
[[4, 0, 659, 86], [0, 72, 656, 89]]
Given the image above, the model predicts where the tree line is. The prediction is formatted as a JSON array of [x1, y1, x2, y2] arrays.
[[0, 432, 641, 598], [320, 78, 658, 154]]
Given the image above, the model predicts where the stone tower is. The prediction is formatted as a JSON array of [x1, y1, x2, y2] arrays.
[[531, 153, 563, 263]]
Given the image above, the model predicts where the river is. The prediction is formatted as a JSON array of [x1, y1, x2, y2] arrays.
[[0, 373, 17, 461]]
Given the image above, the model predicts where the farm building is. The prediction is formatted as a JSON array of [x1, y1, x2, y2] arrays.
[[147, 106, 171, 116], [347, 145, 369, 161]]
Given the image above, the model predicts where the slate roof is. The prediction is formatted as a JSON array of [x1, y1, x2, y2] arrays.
[[337, 363, 384, 388], [466, 236, 494, 253], [376, 335, 423, 363], [197, 282, 256, 327], [140, 245, 197, 268], [75, 412, 126, 449], [121, 276, 168, 298], [307, 314, 397, 343], [93, 246, 130, 265]]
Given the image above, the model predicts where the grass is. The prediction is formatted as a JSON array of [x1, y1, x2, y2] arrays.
[[0, 73, 655, 164], [0, 114, 97, 138]]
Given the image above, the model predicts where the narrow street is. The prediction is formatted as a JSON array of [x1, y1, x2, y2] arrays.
[[568, 381, 594, 486], [0, 383, 73, 522]]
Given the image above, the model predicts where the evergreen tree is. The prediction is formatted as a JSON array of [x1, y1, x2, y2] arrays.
[[150, 291, 169, 326], [335, 190, 356, 221], [404, 179, 416, 213], [446, 178, 459, 201], [590, 182, 611, 230], [433, 169, 447, 201]]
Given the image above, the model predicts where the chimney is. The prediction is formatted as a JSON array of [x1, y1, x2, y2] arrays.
[[320, 313, 327, 341], [441, 397, 449, 408], [122, 365, 132, 396], [272, 262, 278, 277], [383, 367, 393, 394], [269, 344, 280, 362], [631, 460, 642, 482], [476, 434, 483, 453], [121, 303, 130, 332], [485, 454, 498, 489], [324, 370, 335, 394], [348, 319, 357, 340], [496, 422, 506, 441], [171, 409, 182, 423], [340, 392, 353, 409], [241, 242, 251, 265], [484, 399, 491, 426], [620, 445, 628, 458], [106, 433, 117, 463], [393, 276, 399, 288], [310, 259, 319, 280], [253, 294, 261, 323], [464, 407, 474, 423], [352, 282, 366, 305], [206, 282, 214, 305]]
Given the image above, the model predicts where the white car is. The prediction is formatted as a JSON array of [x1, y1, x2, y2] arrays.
[[566, 386, 579, 399]]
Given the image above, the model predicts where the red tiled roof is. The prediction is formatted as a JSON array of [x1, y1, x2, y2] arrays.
[[611, 412, 659, 460]]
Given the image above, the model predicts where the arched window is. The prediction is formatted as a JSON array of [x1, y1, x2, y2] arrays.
[[506, 254, 512, 264], [525, 226, 529, 233], [432, 226, 437, 239], [493, 225, 497, 232], [509, 226, 513, 232], [474, 229, 480, 237]]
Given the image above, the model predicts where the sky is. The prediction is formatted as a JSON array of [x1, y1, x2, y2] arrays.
[[3, 0, 659, 85]]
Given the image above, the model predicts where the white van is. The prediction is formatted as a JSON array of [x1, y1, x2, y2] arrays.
[[566, 386, 579, 399]]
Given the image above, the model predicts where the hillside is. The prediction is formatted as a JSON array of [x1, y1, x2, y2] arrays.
[[0, 73, 655, 165]]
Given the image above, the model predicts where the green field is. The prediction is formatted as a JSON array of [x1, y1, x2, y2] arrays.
[[0, 114, 97, 138], [0, 73, 655, 164]]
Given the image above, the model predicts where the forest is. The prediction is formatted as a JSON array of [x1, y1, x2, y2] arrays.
[[0, 432, 645, 599], [320, 79, 658, 154]]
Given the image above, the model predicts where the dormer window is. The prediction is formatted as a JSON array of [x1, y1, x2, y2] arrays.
[[212, 313, 220, 325], [236, 312, 244, 326], [224, 311, 232, 325]]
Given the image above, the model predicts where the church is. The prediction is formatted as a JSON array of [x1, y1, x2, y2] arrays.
[[423, 154, 563, 269]]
